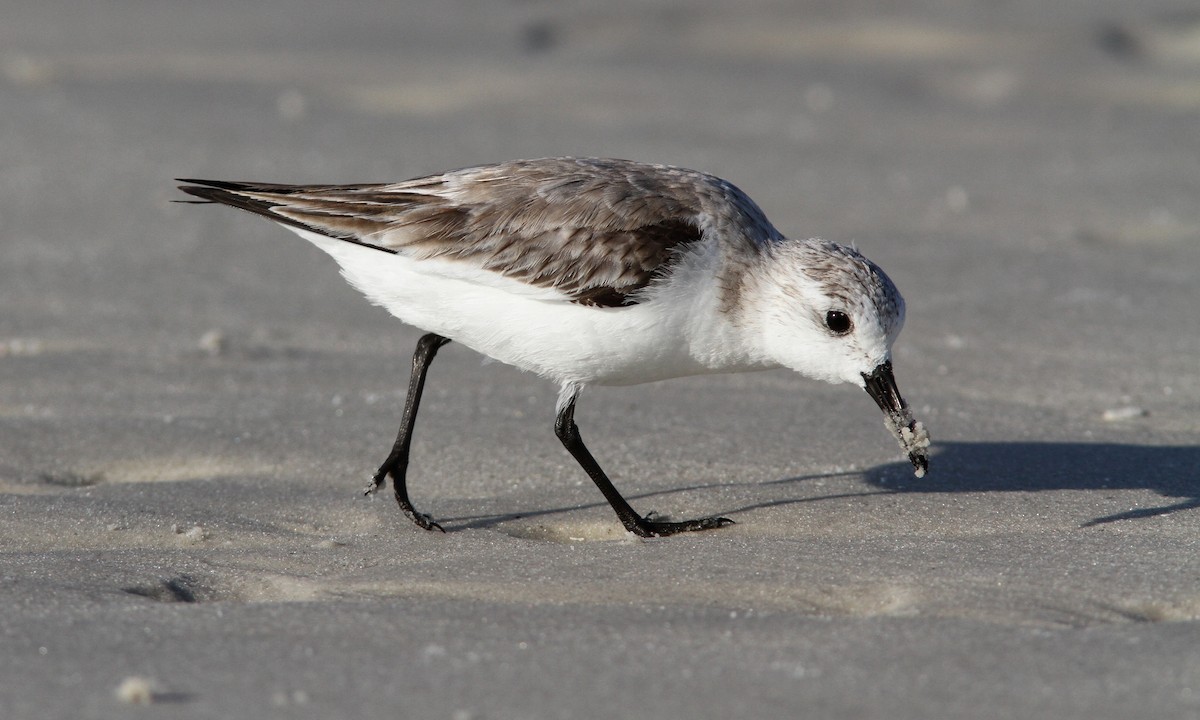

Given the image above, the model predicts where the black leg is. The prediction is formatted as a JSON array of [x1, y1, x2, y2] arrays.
[[553, 390, 733, 538], [366, 333, 451, 532]]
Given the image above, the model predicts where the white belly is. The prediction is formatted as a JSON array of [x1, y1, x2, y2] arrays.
[[291, 228, 770, 386]]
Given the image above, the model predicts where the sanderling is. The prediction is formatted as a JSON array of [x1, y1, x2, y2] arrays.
[[178, 157, 930, 537]]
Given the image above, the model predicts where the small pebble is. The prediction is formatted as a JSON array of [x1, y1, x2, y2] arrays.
[[1102, 406, 1147, 421], [114, 676, 156, 705], [197, 329, 226, 357], [173, 524, 208, 543]]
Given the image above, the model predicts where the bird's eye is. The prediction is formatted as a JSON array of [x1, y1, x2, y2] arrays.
[[824, 310, 853, 335]]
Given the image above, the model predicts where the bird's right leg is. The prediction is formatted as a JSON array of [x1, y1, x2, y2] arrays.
[[553, 385, 734, 538], [365, 333, 451, 532]]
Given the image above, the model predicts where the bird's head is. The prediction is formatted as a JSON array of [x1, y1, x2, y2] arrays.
[[744, 239, 930, 475]]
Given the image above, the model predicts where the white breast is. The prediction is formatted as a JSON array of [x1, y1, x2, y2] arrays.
[[290, 227, 773, 386]]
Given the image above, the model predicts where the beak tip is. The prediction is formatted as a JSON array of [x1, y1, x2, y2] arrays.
[[910, 452, 928, 478]]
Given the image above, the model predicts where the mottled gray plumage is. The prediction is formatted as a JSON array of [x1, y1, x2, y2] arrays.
[[180, 157, 783, 308]]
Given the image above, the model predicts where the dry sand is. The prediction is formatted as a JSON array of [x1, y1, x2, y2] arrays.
[[2, 1, 1200, 718]]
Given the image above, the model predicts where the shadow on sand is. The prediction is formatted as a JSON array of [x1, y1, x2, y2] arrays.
[[441, 441, 1199, 532], [860, 440, 1200, 526]]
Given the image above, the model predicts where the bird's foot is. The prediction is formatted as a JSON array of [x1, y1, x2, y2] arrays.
[[631, 513, 734, 538], [402, 507, 446, 533], [363, 464, 442, 532]]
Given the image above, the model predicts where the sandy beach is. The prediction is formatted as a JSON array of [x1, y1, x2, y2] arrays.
[[2, 1, 1199, 717]]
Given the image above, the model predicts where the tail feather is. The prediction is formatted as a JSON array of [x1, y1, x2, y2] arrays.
[[177, 179, 291, 219], [175, 179, 396, 253]]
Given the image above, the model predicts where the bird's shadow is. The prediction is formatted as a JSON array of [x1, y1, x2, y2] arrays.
[[866, 440, 1200, 526], [441, 441, 1200, 531]]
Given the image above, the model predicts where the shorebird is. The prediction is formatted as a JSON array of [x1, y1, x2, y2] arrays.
[[178, 157, 929, 537]]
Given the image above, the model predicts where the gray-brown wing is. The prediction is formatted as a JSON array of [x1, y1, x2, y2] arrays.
[[178, 158, 760, 307]]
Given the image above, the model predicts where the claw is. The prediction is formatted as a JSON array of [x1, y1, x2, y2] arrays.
[[404, 509, 445, 533]]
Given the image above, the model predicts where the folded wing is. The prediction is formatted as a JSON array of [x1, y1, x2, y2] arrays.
[[179, 158, 734, 307]]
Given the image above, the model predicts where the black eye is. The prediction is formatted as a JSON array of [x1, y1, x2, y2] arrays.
[[824, 310, 852, 335]]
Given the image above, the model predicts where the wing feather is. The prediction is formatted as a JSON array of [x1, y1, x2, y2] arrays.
[[178, 157, 773, 307]]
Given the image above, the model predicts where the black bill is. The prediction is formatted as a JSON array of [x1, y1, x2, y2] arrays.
[[862, 360, 930, 477]]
